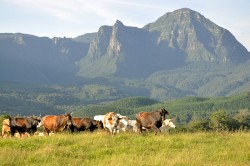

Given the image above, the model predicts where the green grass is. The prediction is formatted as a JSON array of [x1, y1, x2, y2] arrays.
[[0, 131, 250, 166]]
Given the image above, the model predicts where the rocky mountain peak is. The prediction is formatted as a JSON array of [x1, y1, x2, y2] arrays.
[[114, 20, 124, 27], [143, 8, 249, 63]]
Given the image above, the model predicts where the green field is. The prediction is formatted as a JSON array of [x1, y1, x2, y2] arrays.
[[0, 131, 249, 166]]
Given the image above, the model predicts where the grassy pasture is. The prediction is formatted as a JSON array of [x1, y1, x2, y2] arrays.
[[0, 131, 249, 166]]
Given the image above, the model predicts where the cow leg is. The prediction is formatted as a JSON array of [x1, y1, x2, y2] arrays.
[[44, 128, 50, 136], [108, 127, 115, 135], [153, 126, 161, 134], [106, 127, 111, 134], [15, 132, 21, 138], [136, 123, 142, 134], [89, 126, 94, 132], [27, 128, 33, 136], [1, 128, 5, 137], [10, 128, 15, 138], [109, 128, 114, 134], [1, 128, 6, 138], [70, 126, 75, 133], [112, 128, 116, 135]]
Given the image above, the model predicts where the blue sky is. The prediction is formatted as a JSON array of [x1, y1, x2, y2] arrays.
[[1, 0, 250, 50]]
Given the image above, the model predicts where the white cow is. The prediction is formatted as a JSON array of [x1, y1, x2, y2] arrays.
[[94, 114, 128, 133], [116, 116, 129, 132], [162, 119, 176, 128], [94, 115, 105, 123], [128, 119, 176, 133], [128, 120, 138, 132], [103, 112, 127, 135]]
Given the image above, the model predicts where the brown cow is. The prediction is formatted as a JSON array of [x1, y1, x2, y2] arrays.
[[70, 117, 103, 132], [41, 113, 72, 135], [136, 108, 169, 134], [2, 119, 11, 138], [9, 116, 41, 137]]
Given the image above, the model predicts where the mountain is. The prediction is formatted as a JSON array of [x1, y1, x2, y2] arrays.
[[77, 8, 250, 79], [0, 8, 250, 100], [76, 20, 161, 78], [144, 8, 249, 64], [0, 33, 89, 84]]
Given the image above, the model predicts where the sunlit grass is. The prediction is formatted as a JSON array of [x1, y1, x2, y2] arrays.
[[0, 131, 249, 165]]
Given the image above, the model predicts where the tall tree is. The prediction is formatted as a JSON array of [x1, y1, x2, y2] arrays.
[[233, 109, 250, 130], [210, 110, 230, 131]]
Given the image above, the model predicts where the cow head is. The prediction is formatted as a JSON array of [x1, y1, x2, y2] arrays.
[[159, 108, 169, 121], [64, 113, 73, 127], [97, 120, 104, 129], [163, 119, 176, 128], [30, 116, 42, 127], [108, 114, 124, 128]]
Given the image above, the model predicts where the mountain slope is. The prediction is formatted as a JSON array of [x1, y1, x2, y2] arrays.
[[145, 60, 250, 97], [0, 33, 89, 84]]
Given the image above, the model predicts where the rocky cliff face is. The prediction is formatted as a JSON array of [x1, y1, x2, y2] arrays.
[[144, 8, 249, 63]]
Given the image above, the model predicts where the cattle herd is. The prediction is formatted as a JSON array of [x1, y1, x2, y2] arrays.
[[1, 108, 176, 138]]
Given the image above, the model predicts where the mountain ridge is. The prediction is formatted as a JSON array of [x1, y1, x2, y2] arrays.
[[77, 8, 249, 78]]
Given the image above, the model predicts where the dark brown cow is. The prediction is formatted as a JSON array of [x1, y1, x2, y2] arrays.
[[135, 108, 169, 134], [9, 116, 41, 137], [41, 113, 72, 135], [70, 117, 103, 132]]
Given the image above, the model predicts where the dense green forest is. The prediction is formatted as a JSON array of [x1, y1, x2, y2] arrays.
[[0, 82, 249, 131], [73, 93, 250, 131]]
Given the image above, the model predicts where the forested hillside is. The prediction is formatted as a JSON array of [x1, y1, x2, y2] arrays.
[[1, 82, 249, 118], [0, 81, 249, 131], [74, 92, 250, 122]]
